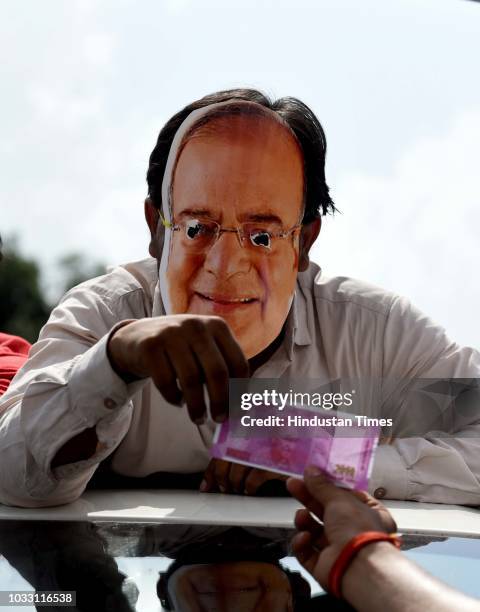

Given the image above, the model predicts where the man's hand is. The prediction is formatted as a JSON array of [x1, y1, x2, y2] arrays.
[[286, 466, 396, 589], [107, 315, 249, 423], [200, 458, 287, 495]]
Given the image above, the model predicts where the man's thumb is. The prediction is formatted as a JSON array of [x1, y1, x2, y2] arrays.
[[303, 465, 341, 504]]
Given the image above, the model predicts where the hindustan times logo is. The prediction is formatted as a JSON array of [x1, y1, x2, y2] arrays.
[[240, 389, 355, 411]]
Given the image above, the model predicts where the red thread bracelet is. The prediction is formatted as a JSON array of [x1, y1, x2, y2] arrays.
[[328, 531, 402, 599]]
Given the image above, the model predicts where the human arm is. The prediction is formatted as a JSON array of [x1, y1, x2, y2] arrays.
[[0, 271, 248, 508], [370, 295, 480, 504], [287, 467, 480, 612], [341, 542, 479, 612], [0, 284, 142, 507], [51, 311, 249, 469]]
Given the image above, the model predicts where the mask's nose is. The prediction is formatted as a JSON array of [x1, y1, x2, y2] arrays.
[[203, 231, 251, 278]]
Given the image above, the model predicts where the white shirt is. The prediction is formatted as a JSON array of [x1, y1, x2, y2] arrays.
[[0, 259, 479, 507]]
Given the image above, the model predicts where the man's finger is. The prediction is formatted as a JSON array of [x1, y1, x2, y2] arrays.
[[189, 335, 230, 423], [291, 531, 319, 577], [200, 459, 216, 492], [168, 345, 207, 424], [213, 459, 232, 493], [302, 466, 351, 509], [211, 319, 249, 379], [294, 509, 328, 552], [229, 463, 251, 494], [150, 349, 183, 406], [286, 477, 327, 521], [294, 508, 324, 537]]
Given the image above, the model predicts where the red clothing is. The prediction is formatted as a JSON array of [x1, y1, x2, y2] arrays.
[[0, 333, 31, 395]]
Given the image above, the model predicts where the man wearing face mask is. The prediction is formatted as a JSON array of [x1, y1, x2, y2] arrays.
[[0, 89, 479, 508]]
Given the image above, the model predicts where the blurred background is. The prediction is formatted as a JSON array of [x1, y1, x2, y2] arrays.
[[0, 0, 479, 344]]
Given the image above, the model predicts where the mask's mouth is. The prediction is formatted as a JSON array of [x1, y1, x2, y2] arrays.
[[195, 292, 259, 305], [192, 292, 261, 315]]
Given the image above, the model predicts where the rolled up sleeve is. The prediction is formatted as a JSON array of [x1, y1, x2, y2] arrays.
[[0, 281, 146, 508], [380, 295, 480, 505]]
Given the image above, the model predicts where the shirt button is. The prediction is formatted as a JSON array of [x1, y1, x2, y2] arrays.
[[374, 487, 387, 499], [104, 397, 117, 409]]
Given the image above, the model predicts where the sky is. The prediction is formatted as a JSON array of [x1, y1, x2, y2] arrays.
[[0, 0, 479, 347]]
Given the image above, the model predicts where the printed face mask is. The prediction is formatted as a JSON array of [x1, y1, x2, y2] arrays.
[[159, 101, 305, 358]]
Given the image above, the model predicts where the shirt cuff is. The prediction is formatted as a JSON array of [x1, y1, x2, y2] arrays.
[[68, 331, 142, 427], [368, 444, 408, 500]]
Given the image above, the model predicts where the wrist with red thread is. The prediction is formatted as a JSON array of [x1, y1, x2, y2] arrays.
[[328, 531, 402, 599]]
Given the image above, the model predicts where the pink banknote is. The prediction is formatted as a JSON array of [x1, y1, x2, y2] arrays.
[[211, 406, 380, 490]]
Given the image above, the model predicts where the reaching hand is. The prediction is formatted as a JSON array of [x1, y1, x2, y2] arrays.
[[286, 466, 396, 589], [107, 315, 248, 423]]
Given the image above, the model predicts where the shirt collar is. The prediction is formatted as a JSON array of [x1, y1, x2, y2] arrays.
[[283, 282, 312, 360]]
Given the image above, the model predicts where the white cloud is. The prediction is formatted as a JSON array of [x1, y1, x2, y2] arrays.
[[313, 108, 480, 348], [82, 33, 116, 67], [164, 0, 192, 15]]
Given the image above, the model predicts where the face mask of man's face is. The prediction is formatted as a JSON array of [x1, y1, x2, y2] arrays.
[[162, 116, 304, 359]]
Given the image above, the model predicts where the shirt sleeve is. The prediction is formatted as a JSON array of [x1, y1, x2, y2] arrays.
[[370, 295, 480, 505], [0, 283, 146, 508]]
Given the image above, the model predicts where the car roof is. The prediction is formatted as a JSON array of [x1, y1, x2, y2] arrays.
[[1, 490, 480, 538]]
